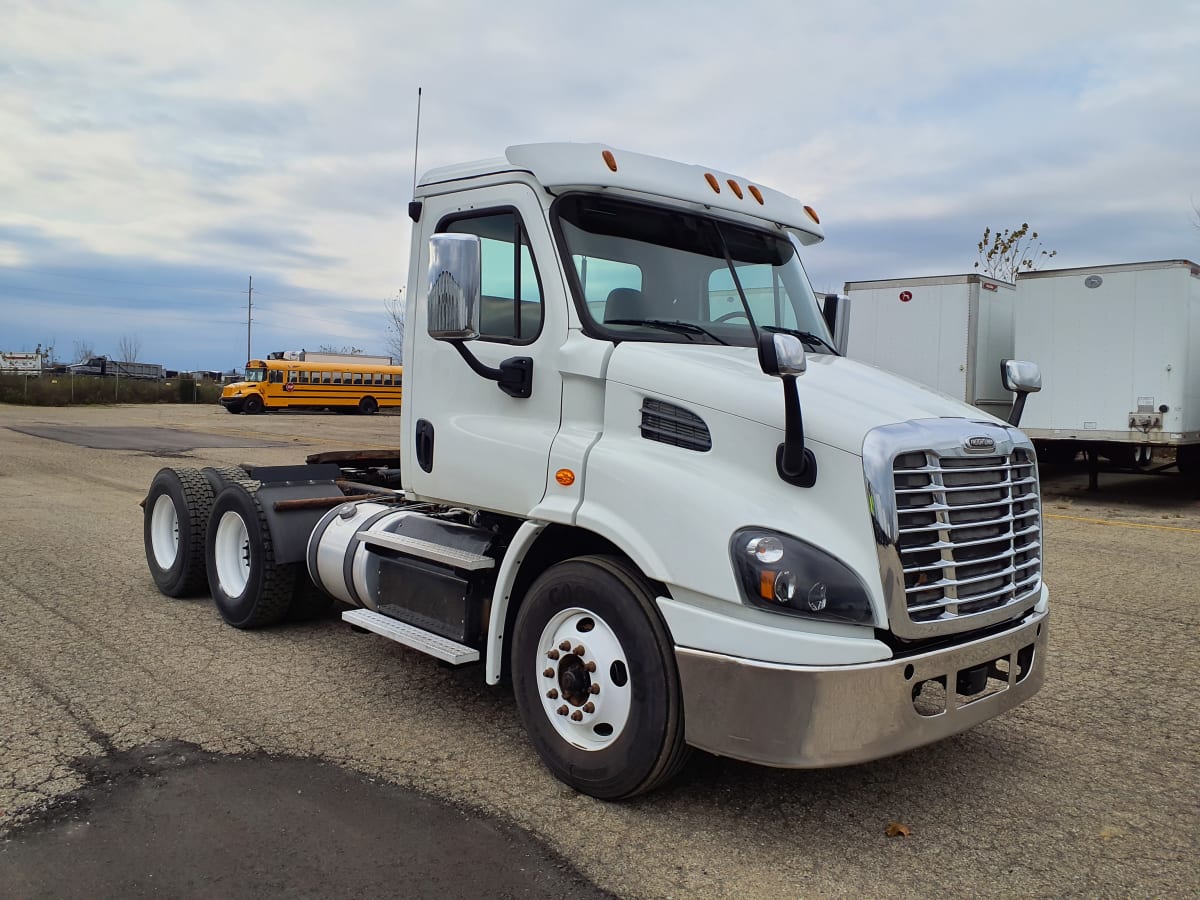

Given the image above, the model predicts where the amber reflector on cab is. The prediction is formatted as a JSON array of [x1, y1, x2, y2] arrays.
[[555, 469, 576, 486], [602, 150, 618, 172], [804, 205, 820, 224]]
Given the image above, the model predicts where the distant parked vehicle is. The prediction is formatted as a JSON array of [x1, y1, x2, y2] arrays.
[[220, 357, 403, 414], [67, 356, 164, 380]]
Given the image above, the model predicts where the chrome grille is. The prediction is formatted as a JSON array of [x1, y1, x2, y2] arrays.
[[893, 448, 1041, 623]]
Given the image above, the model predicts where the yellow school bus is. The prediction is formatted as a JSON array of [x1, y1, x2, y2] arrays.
[[219, 358, 403, 414]]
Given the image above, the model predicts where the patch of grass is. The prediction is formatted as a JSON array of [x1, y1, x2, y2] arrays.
[[0, 374, 223, 407]]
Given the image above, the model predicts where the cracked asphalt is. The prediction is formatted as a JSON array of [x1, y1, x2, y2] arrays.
[[1, 403, 1197, 898]]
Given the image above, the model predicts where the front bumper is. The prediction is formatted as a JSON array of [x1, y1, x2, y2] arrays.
[[675, 609, 1047, 768], [219, 397, 245, 412]]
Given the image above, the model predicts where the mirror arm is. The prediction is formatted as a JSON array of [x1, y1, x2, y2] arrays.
[[450, 341, 534, 399], [1008, 392, 1028, 427], [777, 374, 817, 487]]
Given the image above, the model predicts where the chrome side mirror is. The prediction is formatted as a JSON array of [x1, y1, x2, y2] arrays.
[[1001, 359, 1042, 394], [427, 233, 481, 341], [758, 332, 807, 377]]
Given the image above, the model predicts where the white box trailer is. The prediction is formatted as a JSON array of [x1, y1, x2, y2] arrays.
[[842, 274, 1017, 421], [1013, 259, 1200, 474]]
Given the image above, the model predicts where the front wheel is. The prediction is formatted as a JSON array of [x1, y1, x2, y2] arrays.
[[205, 481, 299, 628], [511, 556, 690, 799], [243, 394, 264, 414]]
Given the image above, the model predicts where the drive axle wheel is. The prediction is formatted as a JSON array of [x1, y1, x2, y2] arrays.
[[512, 556, 689, 799], [143, 467, 215, 597], [205, 481, 298, 628]]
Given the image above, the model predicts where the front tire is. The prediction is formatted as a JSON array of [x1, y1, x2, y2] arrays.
[[511, 556, 690, 799], [143, 467, 215, 597], [205, 481, 299, 628], [243, 394, 264, 414]]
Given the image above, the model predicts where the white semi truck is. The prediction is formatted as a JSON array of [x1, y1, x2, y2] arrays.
[[141, 143, 1049, 799]]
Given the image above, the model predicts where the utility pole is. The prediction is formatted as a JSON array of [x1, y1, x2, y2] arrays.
[[246, 275, 253, 365]]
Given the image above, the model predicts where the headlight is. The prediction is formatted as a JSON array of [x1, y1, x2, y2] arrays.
[[730, 527, 873, 624]]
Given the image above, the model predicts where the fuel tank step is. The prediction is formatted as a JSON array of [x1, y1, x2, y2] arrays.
[[342, 608, 481, 665], [357, 529, 495, 571]]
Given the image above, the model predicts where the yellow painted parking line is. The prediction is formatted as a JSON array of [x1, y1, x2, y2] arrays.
[[1044, 512, 1200, 534]]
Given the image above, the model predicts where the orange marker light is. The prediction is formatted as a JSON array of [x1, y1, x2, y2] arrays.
[[555, 469, 576, 486], [704, 173, 721, 193], [726, 179, 744, 199], [804, 205, 820, 224], [747, 185, 764, 205], [602, 150, 618, 172], [759, 570, 777, 600]]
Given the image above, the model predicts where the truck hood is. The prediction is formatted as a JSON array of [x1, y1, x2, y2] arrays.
[[605, 343, 999, 456]]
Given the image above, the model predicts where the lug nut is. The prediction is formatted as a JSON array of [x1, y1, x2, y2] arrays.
[[559, 640, 571, 651], [547, 649, 560, 660], [557, 705, 569, 716], [585, 661, 597, 673], [546, 689, 559, 700], [583, 702, 595, 713], [570, 710, 583, 722], [589, 684, 600, 694], [573, 644, 585, 656], [543, 667, 555, 678]]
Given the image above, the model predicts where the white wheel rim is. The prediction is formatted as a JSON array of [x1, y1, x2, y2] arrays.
[[536, 607, 632, 751], [150, 494, 180, 569], [214, 510, 251, 598]]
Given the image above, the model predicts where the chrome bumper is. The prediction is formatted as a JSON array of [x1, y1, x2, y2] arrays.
[[675, 609, 1047, 768]]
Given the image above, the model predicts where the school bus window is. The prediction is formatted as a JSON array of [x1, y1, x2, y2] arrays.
[[288, 370, 299, 383], [269, 370, 283, 384], [353, 373, 363, 385]]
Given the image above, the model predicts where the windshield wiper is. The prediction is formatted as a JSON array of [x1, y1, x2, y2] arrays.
[[762, 326, 839, 355], [605, 319, 730, 345]]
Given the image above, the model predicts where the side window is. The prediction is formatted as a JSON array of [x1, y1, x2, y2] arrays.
[[444, 210, 543, 342], [353, 373, 364, 386], [572, 255, 642, 323], [322, 371, 332, 384], [707, 265, 798, 329], [288, 370, 299, 383], [269, 370, 283, 384]]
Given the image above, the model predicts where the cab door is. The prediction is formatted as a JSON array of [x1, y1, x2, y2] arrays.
[[403, 182, 564, 516]]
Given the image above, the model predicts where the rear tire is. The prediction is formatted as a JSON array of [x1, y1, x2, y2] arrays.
[[511, 555, 690, 799], [1177, 445, 1200, 479], [359, 396, 378, 415], [205, 481, 299, 628], [201, 465, 250, 497], [144, 467, 214, 597]]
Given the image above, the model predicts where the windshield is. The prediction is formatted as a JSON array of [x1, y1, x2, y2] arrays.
[[244, 368, 266, 383], [555, 194, 833, 350]]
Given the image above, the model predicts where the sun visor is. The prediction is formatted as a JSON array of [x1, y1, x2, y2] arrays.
[[505, 143, 824, 244]]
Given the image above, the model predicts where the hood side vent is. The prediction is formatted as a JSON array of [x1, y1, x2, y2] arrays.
[[640, 398, 712, 452]]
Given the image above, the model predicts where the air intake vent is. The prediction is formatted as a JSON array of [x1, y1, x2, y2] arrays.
[[640, 398, 711, 452]]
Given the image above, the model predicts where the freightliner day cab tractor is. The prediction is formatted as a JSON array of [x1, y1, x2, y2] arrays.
[[142, 143, 1049, 799]]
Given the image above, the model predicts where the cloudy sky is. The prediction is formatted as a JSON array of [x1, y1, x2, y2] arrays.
[[1, 1, 1197, 372]]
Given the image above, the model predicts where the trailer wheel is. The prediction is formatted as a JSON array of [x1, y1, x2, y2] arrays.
[[143, 467, 215, 597], [243, 394, 264, 414], [1177, 445, 1200, 479], [511, 555, 690, 799], [205, 481, 298, 628], [358, 396, 378, 415]]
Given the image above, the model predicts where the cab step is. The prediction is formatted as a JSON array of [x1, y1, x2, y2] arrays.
[[357, 529, 495, 571], [342, 608, 481, 665]]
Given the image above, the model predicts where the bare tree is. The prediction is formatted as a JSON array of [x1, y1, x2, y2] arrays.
[[317, 344, 363, 355], [385, 288, 405, 363], [117, 333, 142, 364], [974, 224, 1057, 282], [73, 339, 96, 363]]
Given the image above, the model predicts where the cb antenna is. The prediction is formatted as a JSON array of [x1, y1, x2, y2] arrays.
[[408, 88, 424, 222]]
